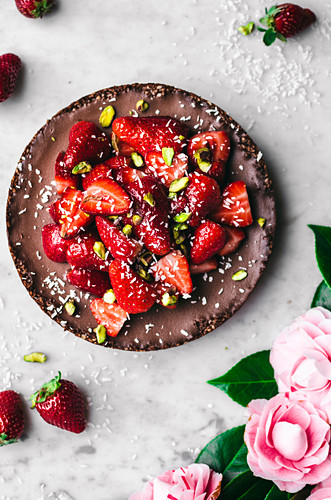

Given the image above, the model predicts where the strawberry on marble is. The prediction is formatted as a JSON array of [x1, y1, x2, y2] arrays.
[[15, 0, 53, 18], [0, 53, 21, 103], [0, 390, 24, 446]]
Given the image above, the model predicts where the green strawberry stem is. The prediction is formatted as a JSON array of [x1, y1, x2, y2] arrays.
[[0, 433, 18, 446], [259, 4, 287, 46], [31, 0, 53, 19], [30, 371, 61, 409]]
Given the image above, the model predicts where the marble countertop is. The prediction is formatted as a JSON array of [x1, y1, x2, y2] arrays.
[[0, 1, 330, 499]]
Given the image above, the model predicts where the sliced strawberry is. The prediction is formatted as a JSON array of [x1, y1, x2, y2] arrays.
[[211, 181, 253, 227], [64, 121, 112, 170], [152, 250, 193, 295], [218, 226, 246, 256], [190, 220, 227, 265], [55, 152, 80, 194], [109, 260, 156, 314], [103, 156, 133, 170], [112, 132, 135, 157], [190, 256, 218, 275], [80, 178, 132, 216], [185, 172, 222, 227], [82, 164, 113, 191], [112, 116, 189, 155], [145, 152, 188, 188], [48, 199, 61, 223], [169, 193, 189, 217], [66, 232, 112, 271], [95, 216, 142, 264], [113, 164, 147, 189], [57, 188, 92, 239], [66, 268, 111, 297], [42, 224, 69, 262], [90, 299, 127, 337], [187, 131, 230, 184]]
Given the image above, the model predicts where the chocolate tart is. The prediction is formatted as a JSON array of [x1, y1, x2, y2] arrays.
[[6, 83, 276, 351]]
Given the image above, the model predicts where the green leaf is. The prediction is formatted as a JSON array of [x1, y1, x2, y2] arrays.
[[196, 426, 249, 486], [263, 29, 277, 46], [308, 225, 331, 288], [265, 485, 291, 499], [208, 350, 278, 407], [311, 280, 331, 311], [220, 470, 276, 500]]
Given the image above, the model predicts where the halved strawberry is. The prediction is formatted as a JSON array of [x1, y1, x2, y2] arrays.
[[152, 250, 193, 295], [48, 199, 61, 223], [80, 178, 132, 215], [218, 226, 246, 256], [55, 152, 80, 194], [90, 299, 127, 337], [66, 268, 111, 297], [66, 232, 112, 271], [57, 188, 92, 239], [145, 152, 188, 188], [211, 181, 253, 227], [111, 132, 135, 157], [185, 172, 222, 227], [42, 224, 69, 263], [109, 260, 157, 314], [190, 220, 227, 265], [190, 256, 218, 275], [112, 116, 189, 155], [187, 130, 230, 184], [95, 216, 142, 264], [112, 164, 147, 188], [82, 164, 113, 191], [103, 156, 133, 170]]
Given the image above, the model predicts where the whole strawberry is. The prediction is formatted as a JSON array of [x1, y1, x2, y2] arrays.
[[15, 0, 54, 19], [0, 53, 21, 103], [30, 372, 86, 433], [259, 3, 316, 45], [0, 390, 25, 446]]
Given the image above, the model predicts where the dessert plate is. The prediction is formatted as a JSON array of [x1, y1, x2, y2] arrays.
[[6, 83, 276, 351]]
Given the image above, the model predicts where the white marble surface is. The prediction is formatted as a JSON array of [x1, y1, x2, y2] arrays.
[[0, 1, 331, 499]]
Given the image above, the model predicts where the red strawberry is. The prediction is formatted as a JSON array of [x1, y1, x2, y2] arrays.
[[57, 188, 92, 238], [66, 232, 112, 271], [218, 226, 246, 257], [0, 391, 24, 446], [30, 372, 86, 434], [152, 250, 193, 295], [112, 116, 189, 156], [67, 268, 111, 297], [95, 216, 142, 264], [113, 164, 147, 188], [42, 223, 69, 262], [109, 260, 156, 314], [190, 220, 227, 265], [64, 121, 112, 170], [15, 0, 53, 18], [103, 156, 133, 171], [90, 299, 127, 337], [169, 193, 189, 217], [48, 199, 61, 223], [0, 53, 21, 103], [185, 172, 222, 227], [111, 132, 135, 157], [80, 178, 132, 216], [187, 131, 230, 184], [55, 152, 80, 194], [190, 256, 218, 275], [145, 152, 188, 188], [211, 181, 253, 227], [154, 282, 179, 310], [81, 163, 113, 191]]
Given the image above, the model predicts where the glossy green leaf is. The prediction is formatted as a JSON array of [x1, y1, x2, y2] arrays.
[[311, 280, 331, 311], [263, 29, 277, 46], [308, 225, 331, 288], [208, 350, 278, 407], [219, 470, 275, 500], [264, 485, 291, 499]]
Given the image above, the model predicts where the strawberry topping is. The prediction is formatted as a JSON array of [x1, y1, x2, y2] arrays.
[[66, 268, 111, 297], [95, 216, 142, 264], [81, 178, 132, 215], [90, 299, 128, 337], [153, 250, 193, 296], [42, 223, 69, 263], [211, 181, 253, 227], [190, 220, 227, 265]]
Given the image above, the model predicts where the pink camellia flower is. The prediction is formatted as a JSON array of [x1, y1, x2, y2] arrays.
[[129, 463, 222, 500], [270, 307, 331, 420], [244, 393, 331, 493], [308, 475, 331, 499]]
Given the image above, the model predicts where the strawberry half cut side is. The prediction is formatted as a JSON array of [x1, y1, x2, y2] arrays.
[[90, 299, 128, 337], [66, 268, 111, 297], [211, 181, 253, 228], [81, 178, 132, 215], [152, 250, 193, 296]]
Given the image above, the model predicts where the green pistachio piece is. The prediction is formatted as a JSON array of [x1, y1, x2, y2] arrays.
[[162, 147, 175, 167], [72, 162, 92, 174], [65, 301, 76, 316], [103, 289, 116, 304], [122, 224, 133, 236], [132, 215, 143, 226], [143, 192, 155, 206], [193, 148, 212, 173], [169, 177, 189, 193], [139, 251, 153, 267], [161, 292, 178, 307], [168, 192, 177, 200], [137, 268, 152, 282], [179, 135, 185, 141], [175, 235, 185, 245], [93, 241, 106, 260], [232, 270, 248, 281], [99, 105, 115, 128], [24, 352, 47, 363], [136, 99, 149, 112], [108, 215, 119, 221], [131, 152, 144, 167], [94, 324, 107, 344], [179, 243, 188, 256], [51, 136, 56, 142], [174, 212, 191, 223], [257, 217, 266, 228], [238, 22, 255, 36]]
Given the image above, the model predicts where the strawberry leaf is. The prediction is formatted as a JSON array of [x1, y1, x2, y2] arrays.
[[208, 350, 278, 407], [276, 32, 287, 42], [311, 280, 331, 311], [308, 225, 331, 288], [263, 29, 277, 46]]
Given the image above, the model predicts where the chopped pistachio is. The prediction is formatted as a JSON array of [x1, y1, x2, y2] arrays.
[[179, 222, 189, 231], [103, 289, 116, 304], [179, 243, 188, 256], [139, 251, 153, 267], [257, 217, 266, 228], [132, 214, 143, 226], [93, 241, 106, 260], [194, 147, 212, 173], [24, 352, 47, 363], [99, 105, 115, 128], [232, 270, 248, 281], [175, 235, 185, 245], [161, 292, 178, 307], [108, 215, 119, 221], [238, 22, 255, 36], [51, 136, 56, 142], [94, 324, 107, 344], [122, 224, 133, 236], [179, 135, 185, 141], [72, 162, 92, 174], [65, 301, 76, 316], [169, 177, 189, 193], [111, 132, 119, 151], [168, 192, 177, 200], [162, 147, 175, 167], [137, 268, 152, 282], [136, 99, 149, 112], [131, 152, 144, 167], [143, 192, 155, 206], [174, 212, 191, 223], [173, 226, 180, 240]]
